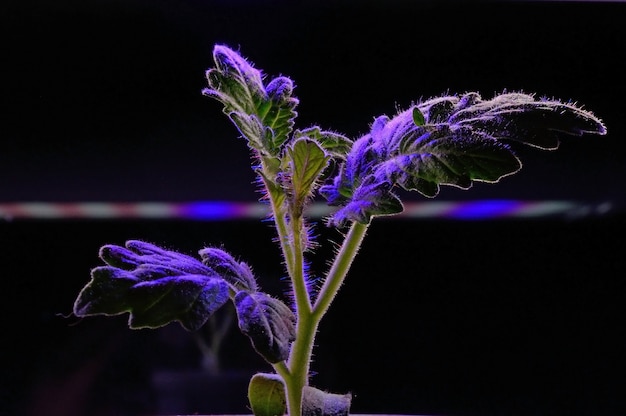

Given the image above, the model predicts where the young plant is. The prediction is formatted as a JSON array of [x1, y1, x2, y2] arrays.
[[72, 45, 607, 416]]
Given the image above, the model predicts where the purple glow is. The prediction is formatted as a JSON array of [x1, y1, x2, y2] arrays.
[[177, 201, 251, 220], [0, 200, 611, 220], [446, 200, 525, 219]]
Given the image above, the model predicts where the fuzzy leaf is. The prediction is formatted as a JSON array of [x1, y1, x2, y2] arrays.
[[199, 247, 258, 292], [73, 241, 230, 331], [228, 112, 270, 152], [322, 91, 606, 225], [262, 76, 299, 150], [294, 127, 353, 159], [235, 291, 296, 363], [321, 171, 403, 224], [286, 138, 330, 216], [203, 45, 264, 116], [203, 45, 298, 155]]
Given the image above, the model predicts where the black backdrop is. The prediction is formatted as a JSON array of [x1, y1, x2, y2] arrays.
[[2, 1, 625, 415]]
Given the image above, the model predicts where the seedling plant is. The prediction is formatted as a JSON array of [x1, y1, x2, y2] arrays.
[[72, 45, 606, 416]]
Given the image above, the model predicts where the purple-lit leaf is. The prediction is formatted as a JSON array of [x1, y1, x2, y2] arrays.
[[235, 291, 296, 363], [321, 173, 403, 225], [199, 247, 258, 292], [73, 241, 230, 331], [73, 267, 138, 316], [323, 91, 606, 225]]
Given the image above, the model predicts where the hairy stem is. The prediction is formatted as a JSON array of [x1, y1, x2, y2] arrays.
[[284, 308, 318, 416], [281, 221, 370, 416], [263, 177, 296, 282], [289, 215, 313, 314], [282, 212, 314, 416]]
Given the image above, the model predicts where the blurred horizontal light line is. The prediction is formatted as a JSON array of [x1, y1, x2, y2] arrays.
[[0, 200, 615, 221]]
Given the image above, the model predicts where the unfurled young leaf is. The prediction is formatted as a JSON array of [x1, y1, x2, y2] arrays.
[[235, 291, 296, 363], [322, 91, 607, 225], [73, 241, 230, 331], [262, 76, 299, 149], [285, 138, 330, 216], [203, 45, 265, 116]]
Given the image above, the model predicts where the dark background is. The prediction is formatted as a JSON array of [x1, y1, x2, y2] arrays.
[[2, 0, 625, 415]]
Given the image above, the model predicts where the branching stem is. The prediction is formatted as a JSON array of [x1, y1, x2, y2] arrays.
[[277, 219, 370, 416]]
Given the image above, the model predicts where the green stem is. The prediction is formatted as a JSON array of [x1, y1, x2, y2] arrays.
[[282, 212, 314, 416], [281, 221, 370, 416], [284, 309, 318, 416], [264, 182, 296, 283], [289, 215, 312, 314], [261, 166, 316, 415], [262, 159, 371, 416]]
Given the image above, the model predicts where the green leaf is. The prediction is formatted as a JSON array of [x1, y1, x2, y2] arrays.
[[412, 106, 426, 126], [203, 45, 299, 156], [235, 291, 296, 363], [248, 373, 287, 416], [259, 168, 287, 208], [228, 112, 269, 152], [294, 127, 353, 159], [285, 138, 330, 216], [261, 76, 299, 152], [203, 45, 264, 116], [247, 374, 352, 416]]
